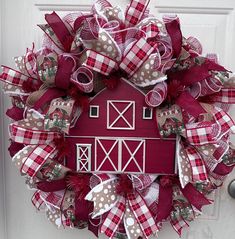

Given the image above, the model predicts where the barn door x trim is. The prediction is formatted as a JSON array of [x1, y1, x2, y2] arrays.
[[95, 137, 145, 173]]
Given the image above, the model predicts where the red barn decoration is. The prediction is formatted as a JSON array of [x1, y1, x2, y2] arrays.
[[66, 79, 176, 174], [1, 0, 235, 238]]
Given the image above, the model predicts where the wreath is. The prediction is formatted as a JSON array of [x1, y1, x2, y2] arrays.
[[1, 0, 235, 238]]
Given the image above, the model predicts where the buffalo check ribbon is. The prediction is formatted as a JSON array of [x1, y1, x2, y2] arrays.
[[32, 189, 64, 210], [101, 195, 126, 238], [0, 66, 30, 86], [186, 122, 220, 146], [125, 0, 150, 27], [9, 122, 61, 145], [86, 176, 158, 239], [12, 143, 58, 178], [127, 192, 158, 238], [82, 50, 118, 76], [21, 144, 56, 177], [170, 215, 188, 236], [183, 144, 208, 183], [119, 37, 157, 78]]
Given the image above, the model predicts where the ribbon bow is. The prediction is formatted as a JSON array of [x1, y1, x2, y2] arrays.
[[85, 174, 159, 239]]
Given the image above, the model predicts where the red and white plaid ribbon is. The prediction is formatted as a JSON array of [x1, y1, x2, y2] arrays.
[[207, 88, 235, 103], [127, 192, 158, 237], [83, 50, 118, 75], [125, 0, 150, 27], [170, 213, 189, 235], [21, 144, 56, 177], [184, 144, 208, 182], [186, 122, 220, 146], [119, 37, 157, 78], [32, 190, 64, 210], [101, 195, 126, 238], [9, 122, 61, 145], [87, 176, 158, 239], [213, 106, 235, 134], [0, 66, 30, 86]]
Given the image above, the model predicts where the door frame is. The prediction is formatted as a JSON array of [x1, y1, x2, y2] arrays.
[[0, 0, 7, 238]]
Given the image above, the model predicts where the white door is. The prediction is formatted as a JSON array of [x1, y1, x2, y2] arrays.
[[1, 0, 235, 239]]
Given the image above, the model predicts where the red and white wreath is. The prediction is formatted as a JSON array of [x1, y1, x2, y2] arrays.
[[1, 0, 235, 238]]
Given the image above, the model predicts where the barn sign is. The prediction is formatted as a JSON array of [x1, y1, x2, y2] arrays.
[[66, 79, 177, 174]]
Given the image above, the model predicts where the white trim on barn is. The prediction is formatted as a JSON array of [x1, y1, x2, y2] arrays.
[[94, 137, 145, 173], [142, 107, 153, 119], [76, 144, 92, 171], [107, 100, 135, 130], [89, 105, 99, 118]]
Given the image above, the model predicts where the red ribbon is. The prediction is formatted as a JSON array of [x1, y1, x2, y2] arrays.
[[181, 183, 211, 211], [157, 176, 211, 221], [37, 179, 67, 192], [6, 106, 24, 121], [167, 61, 228, 117], [55, 56, 75, 89], [156, 185, 173, 222], [213, 162, 234, 176], [176, 91, 206, 118], [33, 88, 65, 110], [8, 141, 24, 157], [165, 19, 182, 58], [45, 12, 73, 52]]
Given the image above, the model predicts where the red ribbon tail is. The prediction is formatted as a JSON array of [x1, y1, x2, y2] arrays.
[[176, 91, 206, 118], [74, 198, 90, 221], [33, 88, 66, 110], [156, 185, 173, 223], [165, 19, 182, 58], [88, 218, 100, 237], [181, 183, 211, 211], [8, 141, 24, 157], [36, 179, 67, 192], [213, 162, 234, 176], [55, 56, 75, 89], [6, 106, 24, 121]]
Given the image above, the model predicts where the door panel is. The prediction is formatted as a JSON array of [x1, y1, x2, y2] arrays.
[[1, 0, 235, 239]]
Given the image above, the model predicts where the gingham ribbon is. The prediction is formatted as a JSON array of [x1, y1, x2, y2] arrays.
[[9, 122, 61, 145], [21, 144, 56, 177], [213, 106, 235, 134], [86, 176, 158, 239], [101, 195, 126, 238], [206, 88, 235, 103], [184, 144, 208, 182], [32, 189, 64, 210], [127, 192, 158, 238], [185, 106, 235, 146], [82, 50, 118, 76], [119, 37, 157, 78], [125, 0, 150, 27], [170, 215, 189, 236], [0, 66, 30, 86], [186, 121, 220, 146]]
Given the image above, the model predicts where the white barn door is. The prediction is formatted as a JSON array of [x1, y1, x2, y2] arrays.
[[1, 0, 235, 239]]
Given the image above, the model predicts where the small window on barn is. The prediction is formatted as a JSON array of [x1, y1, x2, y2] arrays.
[[143, 107, 153, 119], [89, 106, 99, 118]]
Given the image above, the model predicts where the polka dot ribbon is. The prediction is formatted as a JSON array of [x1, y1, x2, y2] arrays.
[[85, 175, 159, 239]]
